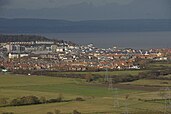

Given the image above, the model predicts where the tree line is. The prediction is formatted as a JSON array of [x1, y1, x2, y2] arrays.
[[0, 95, 85, 107]]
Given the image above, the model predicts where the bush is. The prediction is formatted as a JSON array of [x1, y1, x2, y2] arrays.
[[75, 97, 85, 101], [9, 94, 66, 106], [10, 96, 40, 106], [2, 112, 14, 114], [39, 96, 46, 103], [73, 110, 81, 114], [0, 98, 9, 105], [47, 93, 64, 103], [47, 98, 62, 103], [111, 74, 139, 83], [47, 112, 54, 114], [58, 93, 64, 101], [54, 109, 61, 114]]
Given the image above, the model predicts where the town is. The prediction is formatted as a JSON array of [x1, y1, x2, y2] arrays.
[[0, 34, 170, 73]]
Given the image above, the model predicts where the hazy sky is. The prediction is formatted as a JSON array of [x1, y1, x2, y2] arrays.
[[0, 0, 171, 20], [1, 0, 134, 9]]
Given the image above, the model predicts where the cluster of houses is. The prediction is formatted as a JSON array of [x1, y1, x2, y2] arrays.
[[0, 40, 170, 72]]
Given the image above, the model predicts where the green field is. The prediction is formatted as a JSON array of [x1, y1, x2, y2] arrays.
[[123, 79, 171, 87], [0, 73, 170, 114], [147, 63, 171, 70], [149, 63, 171, 67], [48, 70, 145, 76]]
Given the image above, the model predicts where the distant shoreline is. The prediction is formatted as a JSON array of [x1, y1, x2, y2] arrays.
[[0, 18, 171, 33], [1, 31, 171, 49]]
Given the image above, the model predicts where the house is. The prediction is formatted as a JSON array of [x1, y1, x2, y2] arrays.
[[8, 53, 29, 59], [35, 41, 54, 45], [154, 57, 168, 61], [128, 65, 140, 69], [2, 69, 8, 72]]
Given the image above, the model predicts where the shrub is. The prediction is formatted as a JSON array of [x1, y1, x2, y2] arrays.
[[54, 109, 61, 114], [39, 96, 46, 103], [47, 98, 61, 103], [47, 93, 64, 103], [73, 110, 81, 114], [2, 112, 14, 114], [75, 97, 85, 101], [47, 112, 54, 114], [58, 93, 64, 101], [10, 96, 40, 106], [0, 98, 9, 105]]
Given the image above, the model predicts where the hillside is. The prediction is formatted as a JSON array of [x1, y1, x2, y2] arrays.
[[0, 34, 50, 43], [0, 18, 171, 33]]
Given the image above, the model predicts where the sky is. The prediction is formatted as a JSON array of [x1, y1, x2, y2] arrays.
[[0, 0, 134, 9], [0, 0, 171, 20]]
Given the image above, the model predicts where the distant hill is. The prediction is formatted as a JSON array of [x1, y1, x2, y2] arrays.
[[0, 34, 77, 46], [0, 34, 50, 43], [0, 18, 171, 33]]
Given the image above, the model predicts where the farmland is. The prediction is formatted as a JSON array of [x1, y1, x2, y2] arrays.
[[48, 70, 144, 76], [122, 79, 171, 87], [0, 73, 170, 114]]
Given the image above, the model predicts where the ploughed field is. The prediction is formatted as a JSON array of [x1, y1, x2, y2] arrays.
[[0, 73, 170, 114]]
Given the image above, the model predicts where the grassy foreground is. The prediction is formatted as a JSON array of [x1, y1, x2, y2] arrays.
[[47, 70, 145, 76], [0, 73, 169, 114]]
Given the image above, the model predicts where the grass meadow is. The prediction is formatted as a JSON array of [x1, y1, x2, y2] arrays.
[[0, 73, 170, 114], [48, 70, 145, 76]]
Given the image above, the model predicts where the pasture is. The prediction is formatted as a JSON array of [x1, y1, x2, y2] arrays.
[[0, 73, 170, 114], [122, 79, 171, 87], [48, 70, 145, 76]]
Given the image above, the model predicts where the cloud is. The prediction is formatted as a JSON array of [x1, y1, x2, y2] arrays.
[[1, 0, 133, 9], [0, 0, 11, 12], [0, 0, 171, 20], [0, 0, 11, 7]]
